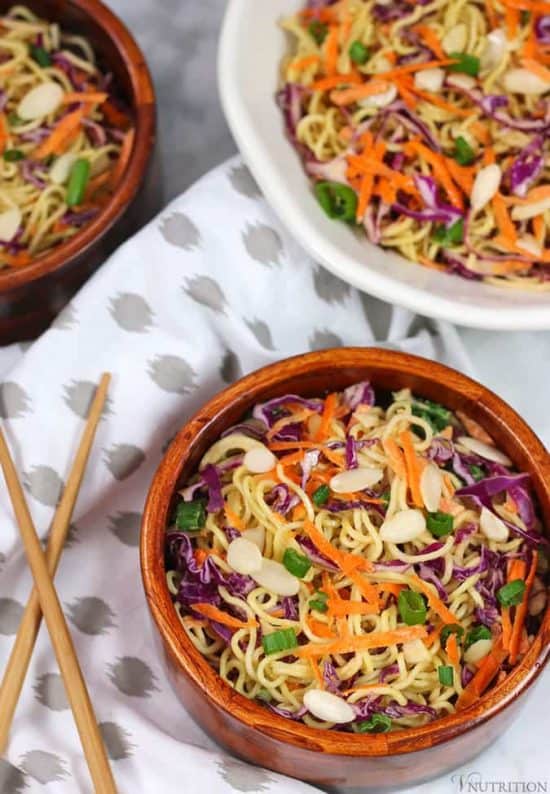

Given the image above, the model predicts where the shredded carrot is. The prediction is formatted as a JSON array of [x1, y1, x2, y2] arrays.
[[324, 25, 340, 75], [268, 441, 319, 452], [399, 430, 424, 508], [303, 518, 372, 575], [101, 98, 130, 129], [501, 607, 512, 651], [394, 76, 417, 110], [194, 548, 208, 567], [356, 132, 377, 221], [417, 255, 447, 272], [447, 160, 475, 195], [291, 55, 321, 72], [411, 87, 474, 119], [505, 5, 520, 39], [447, 632, 460, 667], [291, 503, 306, 521], [469, 121, 491, 145], [307, 617, 336, 638], [84, 171, 111, 201], [62, 91, 108, 105], [499, 0, 550, 13], [225, 505, 245, 532], [310, 659, 325, 687], [331, 79, 389, 105], [378, 582, 406, 598], [327, 599, 379, 617], [505, 184, 550, 205], [413, 25, 445, 59], [1, 252, 32, 268], [347, 568, 380, 605], [192, 603, 257, 630], [533, 214, 545, 246], [277, 451, 304, 468], [485, 0, 498, 29], [522, 57, 550, 82], [110, 127, 135, 187], [409, 574, 457, 625], [381, 58, 457, 80], [424, 626, 441, 647], [297, 625, 428, 658], [456, 638, 508, 710], [0, 113, 7, 154], [404, 140, 465, 209], [342, 683, 385, 695], [315, 393, 338, 442], [509, 551, 538, 664], [492, 193, 517, 243], [34, 107, 87, 158], [382, 437, 408, 481], [347, 155, 418, 194], [311, 72, 362, 91], [299, 7, 336, 22]]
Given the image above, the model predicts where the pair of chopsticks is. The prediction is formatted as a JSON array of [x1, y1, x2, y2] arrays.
[[0, 373, 117, 793]]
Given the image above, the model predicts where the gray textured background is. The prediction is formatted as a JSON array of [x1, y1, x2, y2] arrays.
[[111, 0, 235, 199]]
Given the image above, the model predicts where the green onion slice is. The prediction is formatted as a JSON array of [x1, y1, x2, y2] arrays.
[[308, 19, 328, 44], [3, 149, 24, 162], [398, 589, 427, 626], [465, 624, 491, 649], [427, 511, 454, 537], [440, 623, 464, 649], [175, 499, 206, 531], [283, 548, 311, 578], [309, 590, 328, 612], [497, 579, 526, 608], [438, 665, 454, 686], [355, 713, 392, 733], [312, 484, 330, 507], [262, 628, 298, 656], [30, 44, 52, 67], [349, 40, 370, 64], [448, 52, 480, 76], [66, 158, 90, 207], [453, 136, 475, 166], [314, 181, 358, 223]]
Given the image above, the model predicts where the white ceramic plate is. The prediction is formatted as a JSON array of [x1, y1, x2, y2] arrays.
[[218, 0, 550, 330]]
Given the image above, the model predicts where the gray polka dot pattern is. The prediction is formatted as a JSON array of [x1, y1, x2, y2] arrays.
[[108, 511, 141, 546], [148, 354, 196, 394], [107, 657, 159, 698], [51, 302, 77, 329], [242, 223, 282, 266], [159, 211, 201, 250], [23, 465, 63, 506], [0, 598, 24, 635], [21, 751, 67, 785], [313, 265, 351, 305], [109, 293, 155, 332], [0, 759, 27, 793], [104, 444, 145, 480], [184, 275, 226, 313], [100, 722, 134, 761], [228, 163, 261, 198], [63, 380, 112, 419], [309, 329, 344, 351], [217, 757, 273, 793], [63, 523, 79, 548], [0, 382, 31, 418], [34, 673, 68, 711], [67, 597, 116, 635], [245, 319, 275, 351], [220, 349, 242, 384]]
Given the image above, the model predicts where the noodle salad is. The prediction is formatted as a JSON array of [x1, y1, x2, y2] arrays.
[[165, 383, 548, 732], [277, 0, 550, 288], [0, 5, 134, 267]]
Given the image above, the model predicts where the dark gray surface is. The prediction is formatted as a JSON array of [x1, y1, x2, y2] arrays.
[[111, 0, 236, 199]]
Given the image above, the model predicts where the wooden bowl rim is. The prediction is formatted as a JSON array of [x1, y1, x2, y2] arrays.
[[0, 0, 155, 292], [141, 348, 550, 757]]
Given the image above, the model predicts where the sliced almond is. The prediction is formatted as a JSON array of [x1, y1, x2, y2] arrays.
[[512, 195, 550, 221], [359, 84, 397, 108], [329, 467, 384, 494], [227, 537, 263, 575], [479, 507, 509, 542], [420, 464, 443, 512], [253, 558, 300, 597], [414, 67, 445, 92], [49, 152, 78, 185], [457, 436, 512, 465], [481, 28, 507, 71], [446, 73, 476, 90], [243, 446, 277, 474], [303, 690, 355, 723], [0, 207, 22, 243], [464, 637, 493, 665], [379, 509, 426, 544], [471, 164, 502, 213], [503, 68, 550, 95], [17, 81, 64, 120], [442, 23, 467, 55], [403, 638, 430, 664], [242, 526, 265, 552]]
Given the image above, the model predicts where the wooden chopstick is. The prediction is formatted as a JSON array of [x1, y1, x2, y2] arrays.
[[0, 386, 117, 794], [0, 373, 111, 753]]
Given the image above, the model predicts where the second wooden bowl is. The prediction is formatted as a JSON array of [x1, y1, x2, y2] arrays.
[[0, 0, 161, 343], [140, 348, 550, 790]]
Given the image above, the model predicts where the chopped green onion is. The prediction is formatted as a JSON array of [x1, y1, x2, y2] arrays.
[[427, 511, 454, 537], [448, 52, 480, 77], [521, 9, 531, 23], [411, 399, 452, 433], [454, 136, 475, 166], [440, 623, 464, 649], [283, 548, 311, 578], [432, 218, 464, 247], [312, 484, 330, 507], [380, 489, 391, 508], [314, 181, 358, 223], [438, 665, 454, 686], [349, 40, 370, 64], [355, 713, 392, 733], [66, 158, 90, 207], [3, 149, 24, 162], [308, 19, 328, 44], [175, 499, 206, 531], [8, 112, 23, 127], [497, 579, 526, 608], [465, 624, 491, 649], [469, 464, 485, 482], [309, 590, 328, 612], [398, 589, 427, 626], [262, 628, 298, 656], [256, 688, 272, 702], [30, 44, 52, 67]]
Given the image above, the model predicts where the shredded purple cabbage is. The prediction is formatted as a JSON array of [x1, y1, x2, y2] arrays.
[[267, 703, 308, 720], [267, 484, 300, 516], [427, 437, 454, 464], [535, 15, 550, 44], [252, 393, 322, 428], [379, 663, 400, 683], [323, 662, 341, 693], [343, 381, 375, 410], [296, 535, 339, 571], [507, 136, 544, 198], [345, 436, 358, 470], [221, 420, 267, 441]]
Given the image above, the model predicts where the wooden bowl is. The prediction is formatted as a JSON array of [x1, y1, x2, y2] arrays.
[[0, 0, 161, 343], [140, 348, 550, 790]]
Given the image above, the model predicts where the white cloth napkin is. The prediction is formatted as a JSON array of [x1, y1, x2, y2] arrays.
[[0, 157, 547, 794]]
